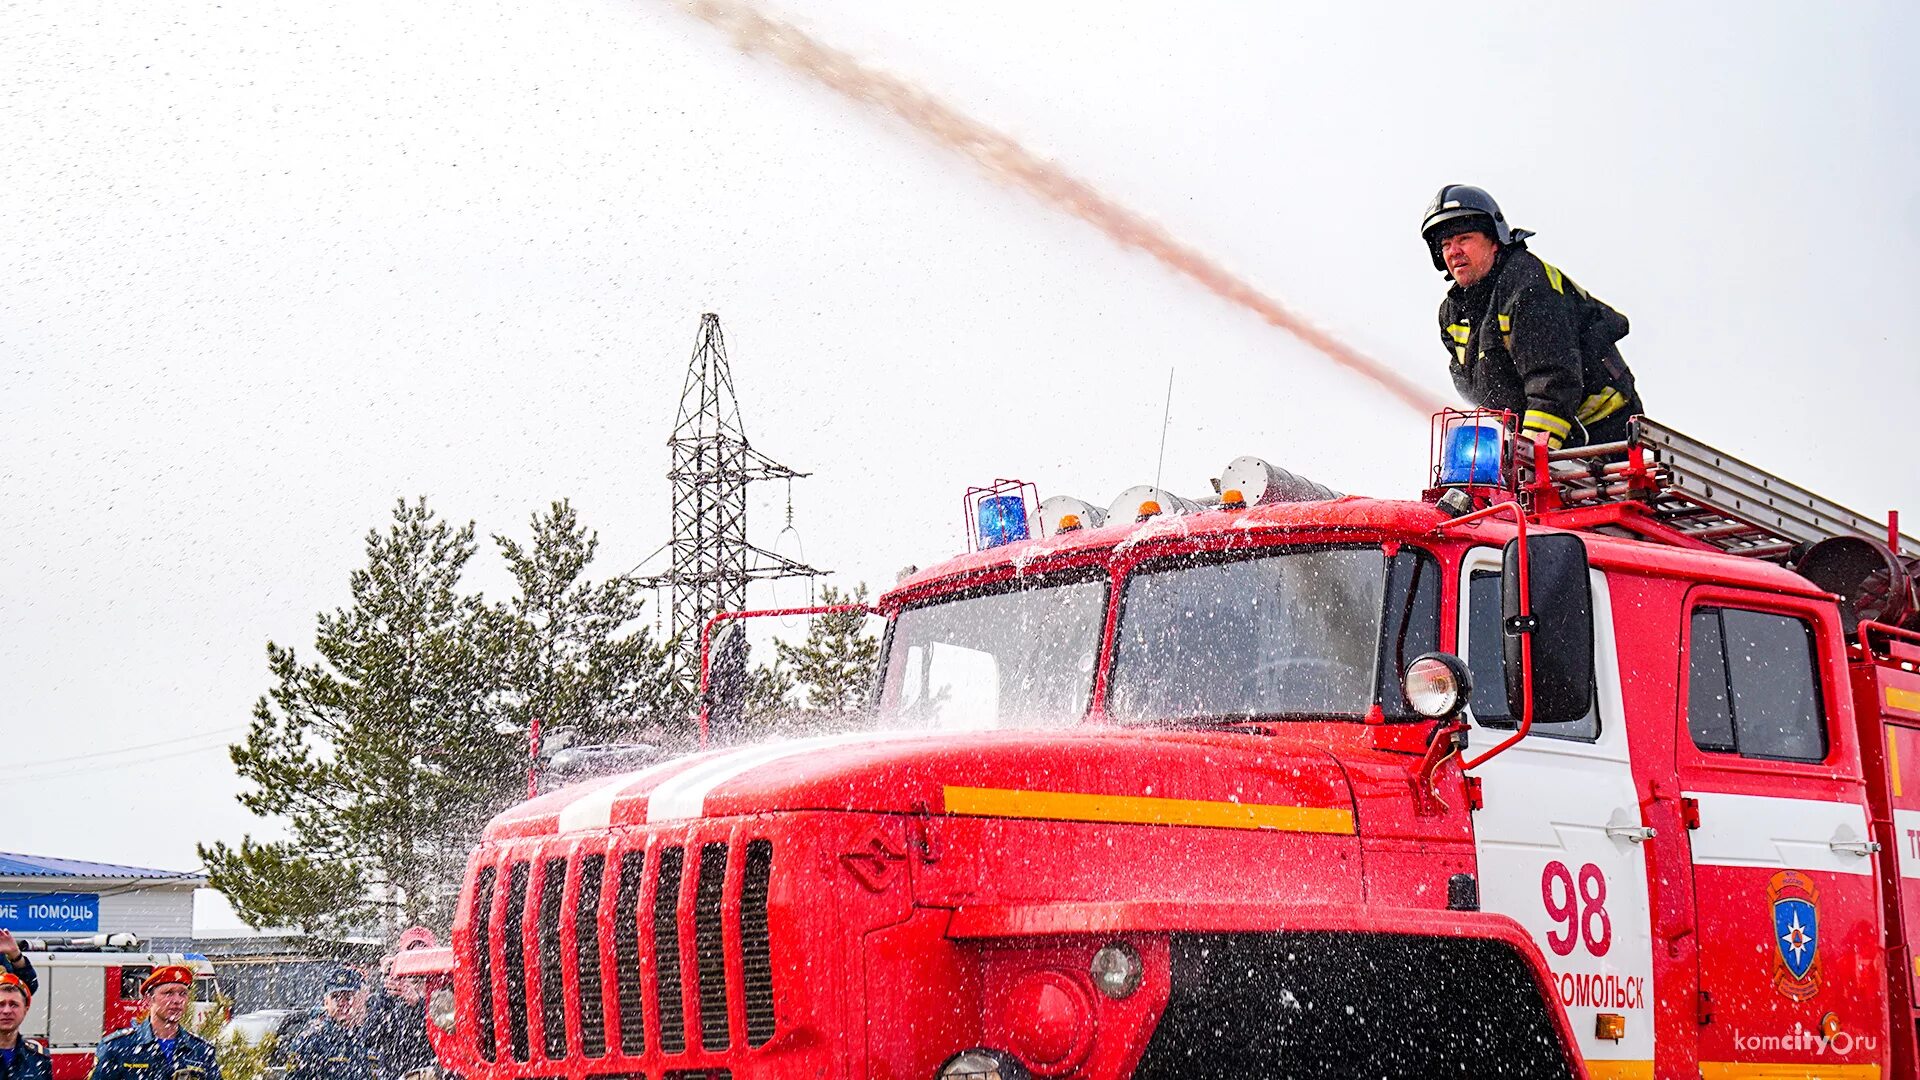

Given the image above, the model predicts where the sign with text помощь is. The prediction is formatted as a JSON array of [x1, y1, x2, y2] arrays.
[[0, 892, 101, 934]]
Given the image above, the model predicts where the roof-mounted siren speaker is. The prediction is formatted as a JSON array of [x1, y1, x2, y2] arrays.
[[1039, 495, 1108, 537], [1109, 485, 1201, 525], [1217, 456, 1342, 505], [1796, 535, 1920, 634]]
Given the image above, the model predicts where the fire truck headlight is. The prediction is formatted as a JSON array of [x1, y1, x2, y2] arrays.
[[1404, 653, 1472, 718], [1089, 940, 1143, 1000], [936, 1048, 1031, 1080], [428, 987, 457, 1032]]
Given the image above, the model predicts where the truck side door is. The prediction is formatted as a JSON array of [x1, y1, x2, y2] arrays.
[[1676, 587, 1888, 1073], [1460, 550, 1658, 1076], [105, 965, 146, 1034]]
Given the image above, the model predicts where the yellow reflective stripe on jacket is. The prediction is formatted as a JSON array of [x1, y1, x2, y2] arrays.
[[1522, 410, 1572, 439], [1540, 261, 1566, 294], [1577, 387, 1628, 424], [1446, 323, 1471, 344], [1497, 313, 1511, 333]]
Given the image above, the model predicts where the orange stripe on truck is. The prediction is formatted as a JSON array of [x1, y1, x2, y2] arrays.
[[1583, 1063, 1653, 1080], [1891, 728, 1906, 799], [943, 785, 1354, 834], [1699, 1064, 1878, 1079]]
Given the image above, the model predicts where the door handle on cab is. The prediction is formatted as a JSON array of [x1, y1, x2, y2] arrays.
[[1829, 823, 1881, 857], [1604, 807, 1656, 843]]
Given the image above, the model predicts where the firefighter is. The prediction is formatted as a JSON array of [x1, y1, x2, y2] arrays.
[[0, 933, 36, 998], [363, 929, 436, 1080], [284, 969, 379, 1080], [0, 973, 51, 1080], [89, 966, 220, 1080], [1422, 184, 1642, 450]]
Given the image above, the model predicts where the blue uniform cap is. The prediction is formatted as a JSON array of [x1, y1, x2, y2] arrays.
[[323, 967, 364, 995]]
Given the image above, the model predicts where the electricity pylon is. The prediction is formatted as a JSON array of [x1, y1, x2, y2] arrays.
[[640, 314, 828, 692]]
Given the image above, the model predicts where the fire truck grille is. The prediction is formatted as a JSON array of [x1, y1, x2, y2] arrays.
[[573, 853, 607, 1058], [536, 857, 568, 1060], [502, 861, 533, 1062], [472, 866, 498, 1062], [468, 833, 778, 1072], [652, 846, 688, 1054], [739, 839, 775, 1047], [614, 851, 648, 1056], [694, 843, 731, 1050]]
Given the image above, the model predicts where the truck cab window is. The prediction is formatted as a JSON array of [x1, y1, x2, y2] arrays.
[[1686, 606, 1827, 762], [1108, 546, 1436, 725], [1466, 570, 1599, 741], [1377, 548, 1442, 720], [877, 574, 1108, 730]]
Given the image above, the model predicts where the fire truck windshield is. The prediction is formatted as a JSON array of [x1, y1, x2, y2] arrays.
[[1107, 546, 1435, 724], [876, 574, 1108, 730]]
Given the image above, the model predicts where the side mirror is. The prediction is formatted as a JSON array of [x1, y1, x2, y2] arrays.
[[1502, 534, 1594, 724], [536, 726, 579, 760]]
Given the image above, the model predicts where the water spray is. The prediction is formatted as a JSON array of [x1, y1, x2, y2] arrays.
[[675, 0, 1445, 414]]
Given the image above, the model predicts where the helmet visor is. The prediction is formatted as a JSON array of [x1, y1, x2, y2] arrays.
[[1422, 209, 1496, 244]]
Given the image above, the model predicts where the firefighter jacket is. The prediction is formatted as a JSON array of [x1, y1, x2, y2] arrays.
[[1437, 246, 1639, 447], [89, 1021, 220, 1080], [0, 1040, 51, 1080], [361, 991, 433, 1080], [283, 1017, 379, 1080]]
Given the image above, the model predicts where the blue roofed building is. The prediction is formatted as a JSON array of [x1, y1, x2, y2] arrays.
[[0, 852, 205, 941], [0, 853, 387, 1012]]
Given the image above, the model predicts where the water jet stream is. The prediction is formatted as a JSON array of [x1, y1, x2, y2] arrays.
[[676, 0, 1445, 414]]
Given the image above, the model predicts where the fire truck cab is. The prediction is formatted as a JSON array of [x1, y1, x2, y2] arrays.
[[415, 413, 1920, 1080]]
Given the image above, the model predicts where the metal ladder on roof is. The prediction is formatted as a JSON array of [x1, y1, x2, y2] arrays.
[[1523, 416, 1916, 562]]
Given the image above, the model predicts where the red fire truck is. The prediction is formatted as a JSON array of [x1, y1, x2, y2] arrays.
[[16, 940, 222, 1080], [404, 412, 1920, 1079]]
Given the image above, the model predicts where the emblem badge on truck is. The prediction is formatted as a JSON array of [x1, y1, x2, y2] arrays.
[[1769, 870, 1822, 1001]]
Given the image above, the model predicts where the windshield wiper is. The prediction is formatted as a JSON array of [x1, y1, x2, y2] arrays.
[[1157, 712, 1360, 729]]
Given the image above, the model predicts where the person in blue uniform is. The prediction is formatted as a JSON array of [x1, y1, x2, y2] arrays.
[[0, 972, 52, 1080], [90, 965, 221, 1080], [284, 969, 379, 1080], [363, 929, 437, 1080]]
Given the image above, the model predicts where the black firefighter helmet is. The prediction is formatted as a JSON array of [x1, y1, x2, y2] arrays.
[[1421, 184, 1535, 271]]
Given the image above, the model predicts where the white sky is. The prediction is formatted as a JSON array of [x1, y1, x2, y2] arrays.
[[5, 1, 1917, 929]]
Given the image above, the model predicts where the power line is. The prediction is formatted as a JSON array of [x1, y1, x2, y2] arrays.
[[13, 739, 239, 785], [16, 727, 243, 771]]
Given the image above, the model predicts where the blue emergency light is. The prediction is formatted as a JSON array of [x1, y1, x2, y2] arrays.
[[1440, 422, 1505, 486], [977, 494, 1031, 548]]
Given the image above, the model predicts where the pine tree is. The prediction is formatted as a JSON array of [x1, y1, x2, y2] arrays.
[[775, 584, 880, 715], [488, 500, 683, 751], [201, 498, 511, 934]]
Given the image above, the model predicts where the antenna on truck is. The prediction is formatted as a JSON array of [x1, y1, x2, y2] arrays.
[[1153, 367, 1175, 494]]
